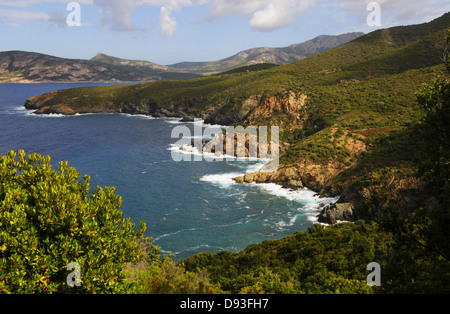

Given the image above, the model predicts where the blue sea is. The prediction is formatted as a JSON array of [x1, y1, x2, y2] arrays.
[[0, 83, 337, 260]]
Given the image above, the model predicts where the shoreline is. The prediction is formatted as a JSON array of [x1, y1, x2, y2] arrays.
[[168, 130, 341, 225], [23, 92, 350, 225]]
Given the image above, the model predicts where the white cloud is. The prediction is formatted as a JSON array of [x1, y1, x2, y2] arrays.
[[0, 0, 92, 6], [0, 0, 92, 28], [93, 0, 144, 32], [0, 0, 448, 37], [338, 0, 450, 27], [203, 0, 313, 31], [0, 8, 49, 21], [159, 5, 177, 38], [249, 0, 313, 32]]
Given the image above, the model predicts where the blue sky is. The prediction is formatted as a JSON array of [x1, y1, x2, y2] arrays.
[[0, 0, 449, 65]]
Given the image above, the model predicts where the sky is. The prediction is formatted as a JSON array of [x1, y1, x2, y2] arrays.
[[0, 0, 449, 65]]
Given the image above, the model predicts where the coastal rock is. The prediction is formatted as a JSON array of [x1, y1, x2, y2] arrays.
[[234, 167, 304, 188], [245, 91, 307, 122], [317, 203, 355, 225], [34, 104, 75, 115]]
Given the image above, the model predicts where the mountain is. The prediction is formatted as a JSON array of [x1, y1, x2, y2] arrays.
[[0, 32, 362, 82], [0, 51, 201, 83], [168, 32, 364, 75], [24, 12, 450, 223], [283, 32, 366, 56], [90, 53, 170, 71]]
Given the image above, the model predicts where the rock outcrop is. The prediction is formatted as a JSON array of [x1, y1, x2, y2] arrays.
[[317, 203, 355, 225], [245, 92, 307, 122], [234, 167, 304, 188]]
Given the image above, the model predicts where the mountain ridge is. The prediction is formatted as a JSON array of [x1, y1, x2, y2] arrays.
[[168, 32, 364, 75]]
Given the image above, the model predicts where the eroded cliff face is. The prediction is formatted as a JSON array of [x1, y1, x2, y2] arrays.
[[233, 127, 367, 188], [245, 92, 308, 122]]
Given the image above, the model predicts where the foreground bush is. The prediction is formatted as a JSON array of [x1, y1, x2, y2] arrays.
[[0, 150, 146, 294], [125, 238, 222, 294]]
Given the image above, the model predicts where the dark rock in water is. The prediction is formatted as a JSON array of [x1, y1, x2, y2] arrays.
[[317, 203, 355, 225], [180, 116, 195, 122]]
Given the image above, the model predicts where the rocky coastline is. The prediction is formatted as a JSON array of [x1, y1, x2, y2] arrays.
[[24, 90, 358, 225], [231, 166, 356, 225]]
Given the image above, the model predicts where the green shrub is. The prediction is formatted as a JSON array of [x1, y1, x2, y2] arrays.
[[124, 239, 222, 294], [0, 150, 146, 294]]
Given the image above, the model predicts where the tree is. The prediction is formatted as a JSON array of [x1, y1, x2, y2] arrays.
[[379, 47, 450, 292], [0, 150, 146, 294], [414, 43, 450, 264]]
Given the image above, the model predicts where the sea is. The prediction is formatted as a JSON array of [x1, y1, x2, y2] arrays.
[[0, 83, 338, 261]]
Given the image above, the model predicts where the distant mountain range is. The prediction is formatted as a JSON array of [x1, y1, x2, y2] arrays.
[[0, 32, 363, 83], [0, 51, 201, 83], [168, 32, 364, 75]]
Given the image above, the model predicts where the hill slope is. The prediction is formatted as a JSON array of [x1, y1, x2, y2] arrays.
[[90, 52, 170, 71], [24, 12, 450, 222], [168, 32, 364, 75]]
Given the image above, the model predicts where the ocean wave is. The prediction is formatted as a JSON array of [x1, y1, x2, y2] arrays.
[[119, 113, 155, 120], [274, 214, 299, 230], [164, 118, 184, 124], [199, 172, 245, 188], [13, 105, 28, 112], [168, 143, 239, 162], [200, 170, 338, 224], [154, 227, 201, 241], [33, 113, 67, 118]]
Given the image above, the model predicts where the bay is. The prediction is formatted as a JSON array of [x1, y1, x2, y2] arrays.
[[0, 83, 337, 261]]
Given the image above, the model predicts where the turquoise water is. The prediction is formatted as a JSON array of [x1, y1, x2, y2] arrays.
[[0, 83, 337, 260]]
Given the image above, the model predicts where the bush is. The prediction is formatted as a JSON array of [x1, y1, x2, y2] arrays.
[[124, 239, 222, 294], [0, 150, 146, 294]]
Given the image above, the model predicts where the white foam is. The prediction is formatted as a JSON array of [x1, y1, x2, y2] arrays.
[[164, 118, 183, 124], [13, 105, 27, 112], [168, 142, 239, 162], [255, 183, 338, 205], [34, 113, 67, 118], [200, 172, 244, 188], [74, 113, 95, 116], [119, 113, 155, 120], [200, 169, 338, 225], [154, 227, 200, 241], [244, 161, 268, 173], [274, 215, 299, 230], [189, 118, 228, 130]]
